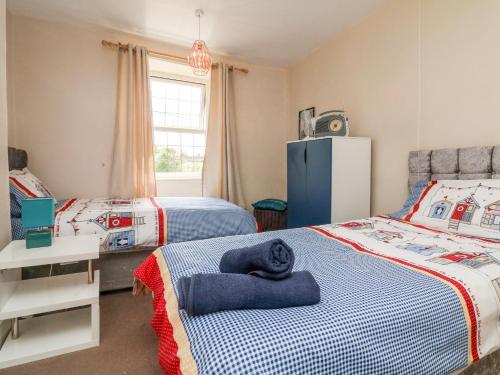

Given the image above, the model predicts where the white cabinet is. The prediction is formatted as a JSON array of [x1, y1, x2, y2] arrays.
[[287, 137, 371, 228]]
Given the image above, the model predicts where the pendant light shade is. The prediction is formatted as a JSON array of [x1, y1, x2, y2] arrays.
[[188, 9, 212, 76], [188, 40, 212, 76]]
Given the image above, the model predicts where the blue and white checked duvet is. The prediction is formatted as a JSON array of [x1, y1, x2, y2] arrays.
[[156, 197, 257, 244], [138, 215, 500, 374]]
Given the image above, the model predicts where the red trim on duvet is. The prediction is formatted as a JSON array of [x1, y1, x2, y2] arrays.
[[55, 198, 77, 214], [308, 226, 479, 362], [403, 180, 437, 221], [382, 215, 500, 245], [134, 255, 181, 375], [150, 197, 166, 245], [9, 177, 37, 198]]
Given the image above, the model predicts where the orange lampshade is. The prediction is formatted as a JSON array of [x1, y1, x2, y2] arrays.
[[188, 40, 212, 76]]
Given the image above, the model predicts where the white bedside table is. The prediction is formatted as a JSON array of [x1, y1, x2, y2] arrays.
[[0, 236, 100, 369]]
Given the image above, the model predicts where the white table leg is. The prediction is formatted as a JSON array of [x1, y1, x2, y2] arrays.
[[11, 318, 19, 340], [88, 259, 93, 284]]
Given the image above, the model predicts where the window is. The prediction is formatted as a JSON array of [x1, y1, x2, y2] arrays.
[[151, 77, 207, 179]]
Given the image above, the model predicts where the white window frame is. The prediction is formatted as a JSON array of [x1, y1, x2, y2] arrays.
[[150, 70, 208, 181]]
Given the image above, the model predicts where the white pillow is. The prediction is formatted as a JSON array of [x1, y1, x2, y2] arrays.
[[9, 168, 57, 202], [405, 179, 500, 240]]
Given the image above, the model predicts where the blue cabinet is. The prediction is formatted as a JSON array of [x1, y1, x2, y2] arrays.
[[287, 137, 371, 229], [287, 141, 308, 228], [287, 138, 332, 228]]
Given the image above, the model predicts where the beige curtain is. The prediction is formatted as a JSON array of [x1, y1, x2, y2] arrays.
[[202, 63, 246, 207], [110, 45, 157, 198]]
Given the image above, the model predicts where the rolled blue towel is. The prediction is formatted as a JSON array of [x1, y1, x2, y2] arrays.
[[177, 271, 320, 316], [219, 239, 295, 280]]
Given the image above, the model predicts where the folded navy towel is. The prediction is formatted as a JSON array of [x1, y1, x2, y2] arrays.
[[177, 271, 320, 316], [219, 239, 295, 280]]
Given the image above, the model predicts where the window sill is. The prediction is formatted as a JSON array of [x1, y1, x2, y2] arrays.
[[156, 173, 202, 181]]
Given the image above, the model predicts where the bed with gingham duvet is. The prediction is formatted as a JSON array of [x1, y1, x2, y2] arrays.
[[134, 216, 500, 374]]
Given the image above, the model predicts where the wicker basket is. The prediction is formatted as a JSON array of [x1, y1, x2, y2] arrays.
[[253, 209, 287, 232]]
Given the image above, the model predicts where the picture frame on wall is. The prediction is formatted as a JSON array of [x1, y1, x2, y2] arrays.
[[298, 107, 315, 140]]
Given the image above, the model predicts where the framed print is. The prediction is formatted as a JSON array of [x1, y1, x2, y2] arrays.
[[298, 107, 315, 140]]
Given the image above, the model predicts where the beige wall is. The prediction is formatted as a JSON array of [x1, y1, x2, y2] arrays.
[[7, 14, 288, 208], [11, 1, 500, 216], [0, 0, 9, 247], [289, 0, 500, 215]]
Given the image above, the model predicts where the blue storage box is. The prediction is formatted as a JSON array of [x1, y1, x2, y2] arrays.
[[26, 229, 52, 248], [21, 197, 55, 229]]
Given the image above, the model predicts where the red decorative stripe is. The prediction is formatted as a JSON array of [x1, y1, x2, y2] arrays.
[[404, 180, 437, 221], [379, 215, 450, 235], [133, 254, 181, 374], [308, 225, 479, 362], [150, 197, 166, 245], [455, 233, 500, 244], [56, 198, 77, 215], [382, 215, 500, 245], [9, 177, 37, 198]]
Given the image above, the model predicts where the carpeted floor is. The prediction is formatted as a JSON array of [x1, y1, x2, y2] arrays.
[[0, 290, 162, 375]]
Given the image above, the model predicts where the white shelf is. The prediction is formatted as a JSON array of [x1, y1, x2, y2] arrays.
[[0, 235, 100, 270], [0, 235, 100, 369], [0, 307, 99, 369], [0, 271, 99, 320]]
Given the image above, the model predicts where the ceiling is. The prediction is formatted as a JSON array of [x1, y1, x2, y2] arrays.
[[7, 0, 386, 67]]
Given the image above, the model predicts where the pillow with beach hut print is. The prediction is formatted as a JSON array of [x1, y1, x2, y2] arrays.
[[403, 180, 500, 240], [9, 168, 57, 217]]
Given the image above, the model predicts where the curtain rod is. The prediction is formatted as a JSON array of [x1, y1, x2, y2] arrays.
[[101, 40, 249, 74]]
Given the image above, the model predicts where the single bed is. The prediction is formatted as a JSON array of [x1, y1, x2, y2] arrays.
[[134, 145, 500, 374], [8, 147, 257, 291]]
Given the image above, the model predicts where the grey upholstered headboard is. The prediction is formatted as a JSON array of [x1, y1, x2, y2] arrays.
[[408, 146, 500, 190], [8, 147, 28, 171]]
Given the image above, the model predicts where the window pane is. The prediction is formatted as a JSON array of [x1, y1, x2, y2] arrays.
[[191, 88, 202, 101], [179, 100, 191, 114], [155, 146, 181, 172], [194, 146, 205, 157], [154, 131, 167, 146], [165, 99, 178, 113], [181, 146, 194, 157], [153, 112, 165, 126], [167, 132, 181, 146], [181, 133, 193, 147], [151, 80, 165, 97], [165, 113, 178, 127], [152, 97, 165, 112], [190, 101, 201, 114], [179, 85, 191, 100], [194, 134, 205, 147], [179, 114, 190, 127], [165, 83, 179, 99], [190, 115, 200, 128]]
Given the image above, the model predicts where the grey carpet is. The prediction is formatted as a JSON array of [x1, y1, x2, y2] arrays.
[[0, 290, 162, 375]]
